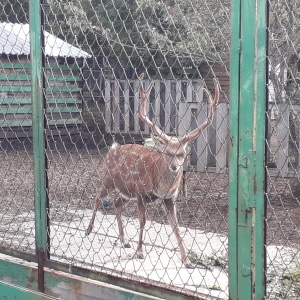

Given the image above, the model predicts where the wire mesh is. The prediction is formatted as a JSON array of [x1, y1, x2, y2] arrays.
[[42, 0, 230, 298], [0, 3, 36, 254], [1, 0, 231, 299], [266, 1, 300, 299], [3, 1, 300, 299]]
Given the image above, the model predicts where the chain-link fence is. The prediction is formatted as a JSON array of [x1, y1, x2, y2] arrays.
[[266, 1, 300, 299], [0, 0, 230, 299], [0, 0, 299, 299]]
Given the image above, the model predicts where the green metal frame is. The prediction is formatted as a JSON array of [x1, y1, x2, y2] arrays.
[[30, 0, 50, 293], [0, 281, 57, 300], [0, 249, 200, 299], [0, 258, 166, 300], [229, 0, 267, 299]]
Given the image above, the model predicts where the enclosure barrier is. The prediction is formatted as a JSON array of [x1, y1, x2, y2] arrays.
[[0, 0, 300, 299]]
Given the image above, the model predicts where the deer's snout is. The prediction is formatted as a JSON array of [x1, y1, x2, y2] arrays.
[[170, 164, 180, 173]]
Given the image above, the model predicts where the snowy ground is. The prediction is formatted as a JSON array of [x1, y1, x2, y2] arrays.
[[1, 209, 300, 299], [0, 209, 229, 299], [56, 210, 229, 299]]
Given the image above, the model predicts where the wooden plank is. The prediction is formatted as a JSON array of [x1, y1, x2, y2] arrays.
[[0, 74, 81, 82], [0, 86, 80, 93], [207, 110, 215, 166], [298, 113, 300, 172], [0, 62, 31, 69], [266, 106, 273, 166], [194, 80, 203, 103], [186, 80, 193, 102], [112, 80, 120, 132], [0, 127, 80, 138], [276, 103, 289, 176], [0, 62, 80, 70], [47, 107, 81, 113], [178, 102, 192, 169], [0, 86, 32, 92], [46, 64, 80, 71], [47, 98, 82, 104], [154, 80, 161, 130], [215, 103, 228, 173], [0, 98, 81, 105], [134, 79, 150, 135], [123, 80, 130, 133], [179, 102, 209, 172], [195, 103, 208, 172], [0, 118, 82, 128], [46, 75, 82, 81], [143, 79, 150, 135], [175, 81, 182, 135], [292, 104, 300, 110], [0, 107, 81, 114], [46, 86, 80, 93], [0, 107, 31, 114], [267, 168, 297, 178], [0, 98, 31, 105], [178, 101, 189, 138], [133, 79, 140, 134], [164, 80, 171, 134], [104, 81, 112, 133], [46, 119, 83, 126], [0, 74, 31, 81]]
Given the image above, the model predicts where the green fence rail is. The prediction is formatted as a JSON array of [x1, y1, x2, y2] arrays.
[[229, 0, 267, 299]]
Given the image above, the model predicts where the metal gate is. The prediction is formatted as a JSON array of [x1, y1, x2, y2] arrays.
[[0, 0, 300, 299]]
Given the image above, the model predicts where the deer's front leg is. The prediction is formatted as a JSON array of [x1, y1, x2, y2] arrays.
[[164, 198, 194, 269], [136, 196, 146, 259], [115, 197, 131, 248]]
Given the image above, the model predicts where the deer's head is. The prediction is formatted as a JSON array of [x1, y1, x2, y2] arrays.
[[139, 74, 219, 174]]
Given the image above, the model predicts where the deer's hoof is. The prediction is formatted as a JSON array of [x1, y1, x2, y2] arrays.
[[137, 253, 144, 259], [124, 243, 131, 248], [85, 226, 92, 236], [185, 262, 195, 269]]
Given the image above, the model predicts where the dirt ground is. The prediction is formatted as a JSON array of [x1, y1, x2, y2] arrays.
[[0, 134, 299, 251]]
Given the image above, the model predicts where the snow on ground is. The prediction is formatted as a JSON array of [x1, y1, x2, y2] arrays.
[[1, 209, 300, 299], [0, 210, 229, 299], [51, 210, 229, 299]]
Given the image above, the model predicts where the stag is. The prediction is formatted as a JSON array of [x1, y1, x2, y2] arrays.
[[86, 74, 219, 268]]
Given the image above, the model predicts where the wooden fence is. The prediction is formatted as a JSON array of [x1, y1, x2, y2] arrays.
[[267, 103, 300, 178], [0, 56, 83, 138], [104, 79, 229, 173], [104, 79, 300, 177]]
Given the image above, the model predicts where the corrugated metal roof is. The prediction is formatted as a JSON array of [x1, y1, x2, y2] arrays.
[[0, 23, 91, 58]]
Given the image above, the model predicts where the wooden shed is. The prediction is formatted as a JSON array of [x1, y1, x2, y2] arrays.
[[0, 23, 90, 138]]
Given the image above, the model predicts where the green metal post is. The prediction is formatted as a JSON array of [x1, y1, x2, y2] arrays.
[[253, 1, 268, 298], [229, 0, 267, 299], [228, 1, 241, 298], [29, 0, 48, 293]]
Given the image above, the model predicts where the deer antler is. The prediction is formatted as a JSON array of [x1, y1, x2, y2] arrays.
[[138, 74, 170, 142], [180, 78, 220, 144]]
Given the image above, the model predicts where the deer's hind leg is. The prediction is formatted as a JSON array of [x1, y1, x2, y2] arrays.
[[115, 197, 131, 248], [136, 196, 146, 259], [86, 186, 109, 236]]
